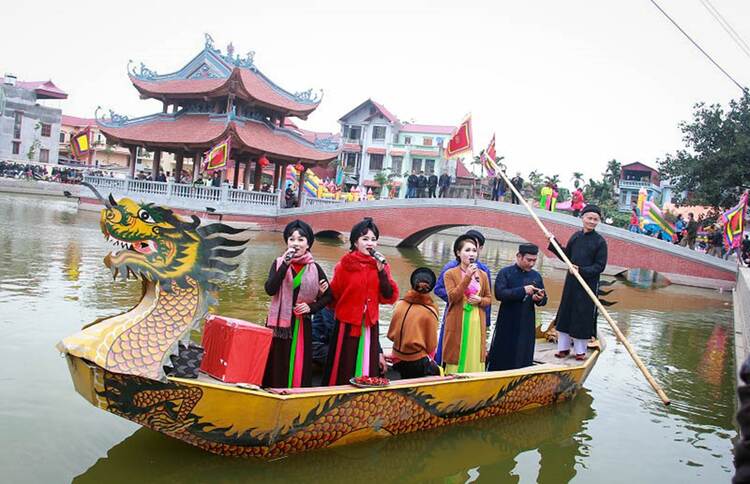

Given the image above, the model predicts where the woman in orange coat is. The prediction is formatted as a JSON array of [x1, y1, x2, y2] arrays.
[[441, 235, 492, 373]]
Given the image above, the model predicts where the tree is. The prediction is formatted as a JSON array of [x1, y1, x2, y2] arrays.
[[373, 168, 399, 199], [572, 171, 584, 188], [659, 93, 750, 209], [603, 159, 621, 186], [526, 170, 544, 194]]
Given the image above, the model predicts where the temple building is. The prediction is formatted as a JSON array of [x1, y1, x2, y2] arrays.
[[97, 35, 340, 190]]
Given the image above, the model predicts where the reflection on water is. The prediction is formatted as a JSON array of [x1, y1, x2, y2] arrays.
[[0, 192, 737, 483], [74, 392, 595, 484]]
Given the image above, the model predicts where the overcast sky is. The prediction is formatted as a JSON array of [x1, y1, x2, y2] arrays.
[[4, 0, 749, 184]]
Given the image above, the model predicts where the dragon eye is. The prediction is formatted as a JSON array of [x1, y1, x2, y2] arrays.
[[137, 209, 155, 223]]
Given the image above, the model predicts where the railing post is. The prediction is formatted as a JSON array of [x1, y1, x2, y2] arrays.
[[166, 180, 173, 200], [220, 183, 229, 209], [124, 178, 131, 195]]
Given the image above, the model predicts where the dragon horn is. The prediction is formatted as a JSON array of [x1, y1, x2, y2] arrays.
[[80, 182, 113, 208]]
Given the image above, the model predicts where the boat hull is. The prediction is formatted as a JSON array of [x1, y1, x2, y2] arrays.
[[66, 349, 599, 458]]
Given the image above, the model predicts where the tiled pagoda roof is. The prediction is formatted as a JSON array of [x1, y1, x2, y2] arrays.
[[97, 113, 339, 162], [128, 38, 322, 118], [15, 80, 68, 99]]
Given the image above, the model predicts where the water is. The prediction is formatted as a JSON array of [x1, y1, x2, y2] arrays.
[[0, 192, 736, 483]]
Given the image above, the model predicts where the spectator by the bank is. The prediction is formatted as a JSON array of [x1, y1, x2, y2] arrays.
[[438, 170, 451, 198], [416, 171, 427, 198], [427, 171, 438, 198], [680, 213, 698, 250]]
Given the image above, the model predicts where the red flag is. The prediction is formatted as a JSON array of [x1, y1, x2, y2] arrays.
[[446, 115, 472, 158], [204, 137, 231, 171], [482, 134, 498, 176]]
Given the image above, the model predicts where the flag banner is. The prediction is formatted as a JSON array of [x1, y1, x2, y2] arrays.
[[482, 134, 498, 177], [204, 137, 231, 171], [722, 192, 748, 249], [70, 128, 91, 159], [446, 115, 472, 158]]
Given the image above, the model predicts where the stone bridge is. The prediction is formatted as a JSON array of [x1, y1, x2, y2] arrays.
[[73, 177, 737, 285]]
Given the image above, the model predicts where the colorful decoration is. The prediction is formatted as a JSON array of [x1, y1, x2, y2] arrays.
[[287, 165, 336, 199], [445, 115, 473, 158], [637, 189, 677, 241], [722, 191, 748, 249], [481, 134, 498, 176], [204, 137, 232, 171], [258, 155, 270, 168], [70, 128, 91, 159], [294, 162, 305, 173], [57, 192, 248, 381]]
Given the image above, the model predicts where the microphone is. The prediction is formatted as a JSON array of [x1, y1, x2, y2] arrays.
[[368, 248, 387, 265], [284, 249, 296, 262]]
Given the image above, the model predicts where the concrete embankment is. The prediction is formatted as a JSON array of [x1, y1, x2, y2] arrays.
[[735, 267, 750, 387], [0, 178, 82, 198]]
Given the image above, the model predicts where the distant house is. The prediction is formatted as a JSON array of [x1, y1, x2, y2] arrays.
[[338, 99, 457, 197], [59, 115, 140, 169], [0, 74, 67, 163], [618, 162, 661, 211]]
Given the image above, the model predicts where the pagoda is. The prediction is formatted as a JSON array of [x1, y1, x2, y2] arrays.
[[97, 34, 339, 191]]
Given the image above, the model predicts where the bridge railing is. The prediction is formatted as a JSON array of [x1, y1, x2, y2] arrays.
[[83, 175, 279, 213]]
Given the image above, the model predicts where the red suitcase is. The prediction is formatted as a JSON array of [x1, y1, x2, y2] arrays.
[[199, 315, 273, 384]]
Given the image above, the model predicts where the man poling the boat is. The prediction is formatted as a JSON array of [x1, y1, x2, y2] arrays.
[[547, 205, 608, 361], [323, 217, 399, 385], [487, 243, 548, 371], [441, 235, 492, 374], [263, 220, 332, 388], [492, 167, 671, 405]]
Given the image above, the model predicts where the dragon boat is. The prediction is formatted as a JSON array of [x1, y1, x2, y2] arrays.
[[58, 191, 601, 459]]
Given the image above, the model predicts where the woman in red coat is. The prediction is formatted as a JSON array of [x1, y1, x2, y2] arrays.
[[323, 217, 399, 385]]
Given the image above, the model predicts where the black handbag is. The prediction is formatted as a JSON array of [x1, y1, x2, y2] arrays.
[[164, 342, 204, 378]]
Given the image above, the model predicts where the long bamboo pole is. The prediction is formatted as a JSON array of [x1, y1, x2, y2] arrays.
[[497, 169, 670, 406]]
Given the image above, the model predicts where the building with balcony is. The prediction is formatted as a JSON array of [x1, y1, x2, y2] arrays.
[[338, 99, 458, 197], [0, 74, 67, 163], [617, 161, 662, 211]]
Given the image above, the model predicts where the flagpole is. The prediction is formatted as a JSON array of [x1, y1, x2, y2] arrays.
[[496, 168, 671, 406]]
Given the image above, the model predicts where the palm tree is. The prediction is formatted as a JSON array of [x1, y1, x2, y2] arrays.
[[572, 171, 584, 188], [544, 174, 560, 185], [604, 159, 621, 186]]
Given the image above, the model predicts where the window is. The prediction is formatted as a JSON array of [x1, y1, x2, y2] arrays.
[[425, 159, 435, 174], [391, 156, 403, 175], [404, 136, 411, 145], [97, 133, 102, 144], [39, 149, 49, 162], [59, 132, 66, 143], [411, 158, 423, 172], [345, 152, 358, 170], [41, 123, 51, 137], [393, 133, 399, 144], [372, 125, 386, 140], [12, 141, 20, 155], [423, 137, 433, 146], [344, 125, 361, 141], [13, 111, 22, 139], [369, 154, 384, 171]]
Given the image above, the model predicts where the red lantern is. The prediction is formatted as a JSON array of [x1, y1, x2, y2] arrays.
[[258, 155, 269, 168], [295, 162, 305, 173]]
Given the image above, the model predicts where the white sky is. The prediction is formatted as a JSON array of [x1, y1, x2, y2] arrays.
[[4, 0, 749, 184]]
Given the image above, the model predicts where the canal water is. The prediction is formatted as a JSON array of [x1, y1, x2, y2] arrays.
[[0, 192, 737, 483]]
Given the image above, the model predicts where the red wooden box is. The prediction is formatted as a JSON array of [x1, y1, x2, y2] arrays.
[[199, 315, 273, 384]]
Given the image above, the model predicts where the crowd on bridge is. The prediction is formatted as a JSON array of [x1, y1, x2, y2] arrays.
[[256, 205, 608, 389]]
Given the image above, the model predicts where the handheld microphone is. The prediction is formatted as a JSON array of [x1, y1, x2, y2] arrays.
[[284, 249, 296, 262], [368, 248, 387, 265]]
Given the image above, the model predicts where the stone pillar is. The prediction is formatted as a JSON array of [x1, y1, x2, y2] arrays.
[[193, 151, 202, 181], [174, 152, 184, 183], [279, 162, 288, 191], [272, 162, 281, 191], [128, 146, 137, 178], [232, 157, 241, 189], [152, 149, 162, 178], [297, 166, 306, 206], [253, 158, 263, 191], [243, 157, 253, 191]]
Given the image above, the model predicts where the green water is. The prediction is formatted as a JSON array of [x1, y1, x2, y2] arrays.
[[0, 192, 737, 483]]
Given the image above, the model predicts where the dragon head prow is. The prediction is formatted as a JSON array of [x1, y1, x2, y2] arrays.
[[100, 196, 248, 292], [57, 195, 250, 381]]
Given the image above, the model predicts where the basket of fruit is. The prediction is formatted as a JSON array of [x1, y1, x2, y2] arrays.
[[349, 376, 390, 388]]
